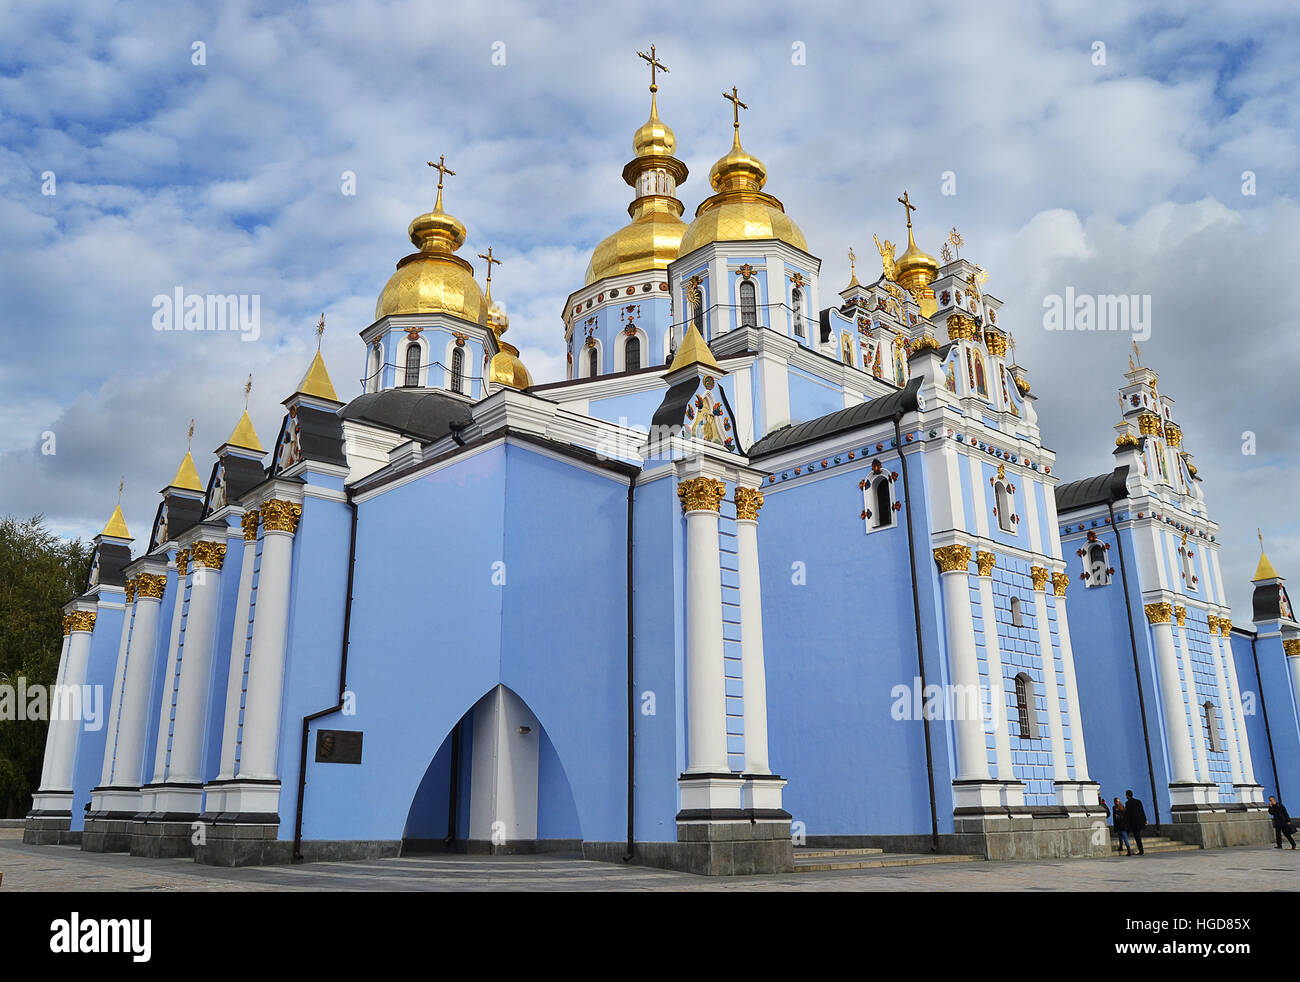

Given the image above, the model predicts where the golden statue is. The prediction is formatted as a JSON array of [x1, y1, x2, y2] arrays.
[[874, 233, 896, 280]]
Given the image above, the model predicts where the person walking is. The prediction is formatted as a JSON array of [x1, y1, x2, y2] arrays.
[[1124, 789, 1147, 855], [1112, 797, 1132, 856], [1268, 796, 1297, 849]]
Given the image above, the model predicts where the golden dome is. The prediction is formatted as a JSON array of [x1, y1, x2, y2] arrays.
[[375, 183, 487, 324], [893, 227, 939, 294], [486, 301, 531, 390], [632, 91, 676, 158], [679, 131, 807, 256]]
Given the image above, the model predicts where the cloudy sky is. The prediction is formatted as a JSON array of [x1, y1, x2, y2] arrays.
[[1, 0, 1295, 620]]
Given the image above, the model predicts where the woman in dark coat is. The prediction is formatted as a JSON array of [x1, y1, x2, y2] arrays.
[[1268, 796, 1296, 849], [1112, 798, 1131, 855]]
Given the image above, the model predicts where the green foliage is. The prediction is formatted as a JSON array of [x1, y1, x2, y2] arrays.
[[0, 516, 91, 817]]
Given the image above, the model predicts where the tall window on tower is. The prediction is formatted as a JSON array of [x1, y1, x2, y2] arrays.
[[450, 346, 464, 394], [404, 344, 421, 387], [873, 477, 892, 528], [994, 480, 1015, 533], [791, 287, 805, 338], [692, 301, 704, 334], [1014, 673, 1039, 739], [739, 280, 757, 328], [588, 346, 598, 378], [625, 335, 641, 372]]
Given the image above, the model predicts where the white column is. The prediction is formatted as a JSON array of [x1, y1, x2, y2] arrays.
[[680, 478, 729, 775], [1030, 569, 1069, 782], [98, 591, 136, 786], [1218, 619, 1257, 786], [150, 551, 190, 784], [43, 614, 95, 792], [935, 546, 991, 783], [163, 541, 226, 783], [1205, 616, 1244, 787], [1050, 573, 1091, 781], [237, 499, 301, 781], [109, 576, 166, 786], [217, 515, 259, 780], [1147, 603, 1197, 784], [735, 487, 770, 775], [37, 629, 72, 792], [973, 556, 1014, 781]]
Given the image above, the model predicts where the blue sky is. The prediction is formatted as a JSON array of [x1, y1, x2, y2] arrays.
[[0, 0, 1297, 620]]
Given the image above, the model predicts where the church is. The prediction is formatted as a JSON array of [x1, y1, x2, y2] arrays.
[[25, 52, 1298, 875]]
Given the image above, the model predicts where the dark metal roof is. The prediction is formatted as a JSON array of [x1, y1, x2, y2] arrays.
[[340, 389, 473, 443], [748, 377, 922, 459], [1054, 465, 1130, 514]]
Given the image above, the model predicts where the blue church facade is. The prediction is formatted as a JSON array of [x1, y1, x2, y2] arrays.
[[25, 63, 1294, 873]]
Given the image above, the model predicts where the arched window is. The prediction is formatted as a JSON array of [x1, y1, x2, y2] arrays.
[[1085, 542, 1110, 587], [588, 346, 598, 378], [791, 287, 805, 338], [995, 481, 1014, 533], [874, 477, 892, 528], [1181, 545, 1197, 592], [366, 345, 381, 393], [625, 335, 641, 372], [739, 280, 757, 327], [404, 344, 421, 387], [1015, 673, 1039, 739], [450, 346, 464, 394], [1010, 595, 1023, 627], [1203, 702, 1221, 751], [692, 302, 704, 333]]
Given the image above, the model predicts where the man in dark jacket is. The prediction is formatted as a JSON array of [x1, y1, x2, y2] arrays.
[[1268, 796, 1296, 849], [1124, 789, 1147, 855]]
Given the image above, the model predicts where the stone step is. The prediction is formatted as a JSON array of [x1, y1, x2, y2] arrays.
[[1110, 837, 1200, 854], [793, 847, 885, 859], [793, 852, 981, 873]]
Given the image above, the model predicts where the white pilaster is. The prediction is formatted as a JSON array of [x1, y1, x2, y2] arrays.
[[149, 556, 189, 785], [109, 578, 165, 787], [1147, 603, 1197, 785], [36, 631, 72, 794], [735, 487, 770, 776], [973, 560, 1014, 782], [934, 546, 991, 785], [1206, 617, 1244, 788], [681, 479, 729, 775], [1050, 575, 1091, 781], [43, 620, 95, 793], [97, 595, 136, 787], [217, 518, 259, 781]]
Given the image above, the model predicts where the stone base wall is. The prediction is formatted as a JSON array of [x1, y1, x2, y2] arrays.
[[129, 820, 198, 859], [22, 814, 78, 846], [1163, 804, 1272, 848], [586, 821, 794, 876], [953, 806, 1112, 860], [81, 817, 134, 853]]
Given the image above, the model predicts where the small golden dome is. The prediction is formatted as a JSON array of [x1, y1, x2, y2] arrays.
[[486, 302, 531, 390], [632, 91, 676, 158], [893, 227, 939, 294], [679, 131, 807, 256], [375, 184, 487, 324]]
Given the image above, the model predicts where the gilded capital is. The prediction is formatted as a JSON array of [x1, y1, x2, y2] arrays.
[[734, 487, 765, 521], [191, 540, 228, 570], [1174, 604, 1187, 627], [933, 544, 972, 574], [1164, 424, 1183, 448], [241, 509, 261, 541], [1052, 571, 1070, 597], [946, 313, 975, 341], [975, 551, 996, 577], [136, 572, 167, 600], [1283, 639, 1300, 657], [175, 548, 191, 577], [678, 477, 726, 514], [985, 330, 1008, 357], [1144, 602, 1173, 624], [1206, 614, 1220, 634], [69, 610, 97, 633], [261, 499, 303, 534], [1030, 566, 1050, 592], [125, 577, 137, 604], [61, 615, 72, 636], [1137, 412, 1162, 437], [1220, 618, 1233, 637]]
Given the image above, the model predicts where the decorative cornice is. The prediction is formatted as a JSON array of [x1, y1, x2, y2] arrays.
[[1174, 604, 1187, 627], [61, 615, 72, 636], [1283, 638, 1300, 657], [261, 499, 303, 535], [69, 610, 97, 633], [241, 509, 261, 542], [934, 544, 972, 574], [1052, 571, 1069, 597], [678, 477, 726, 514], [1144, 602, 1173, 624], [136, 572, 167, 600], [174, 548, 191, 578], [975, 550, 996, 577], [1030, 566, 1050, 592], [191, 540, 228, 571], [734, 487, 764, 521]]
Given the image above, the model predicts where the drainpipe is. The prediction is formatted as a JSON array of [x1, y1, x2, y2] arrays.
[[292, 493, 358, 862], [1248, 632, 1280, 796], [894, 414, 939, 853], [623, 470, 638, 862], [444, 723, 461, 849], [1107, 499, 1161, 829]]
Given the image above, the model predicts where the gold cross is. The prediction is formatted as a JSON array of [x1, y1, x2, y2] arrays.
[[243, 373, 253, 409], [427, 154, 455, 210], [1132, 339, 1142, 367], [477, 245, 502, 301], [847, 247, 857, 277], [117, 476, 124, 505], [637, 44, 668, 92], [897, 190, 917, 229], [187, 419, 195, 451], [316, 312, 326, 351], [723, 86, 748, 130]]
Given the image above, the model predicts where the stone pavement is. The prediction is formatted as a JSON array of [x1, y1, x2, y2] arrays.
[[0, 828, 1296, 891]]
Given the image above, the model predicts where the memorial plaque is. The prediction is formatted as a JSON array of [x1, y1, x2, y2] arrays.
[[315, 729, 363, 764]]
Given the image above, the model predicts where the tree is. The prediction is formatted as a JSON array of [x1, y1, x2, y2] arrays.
[[0, 516, 91, 817]]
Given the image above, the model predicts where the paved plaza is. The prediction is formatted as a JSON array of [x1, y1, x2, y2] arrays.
[[0, 829, 1296, 891]]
